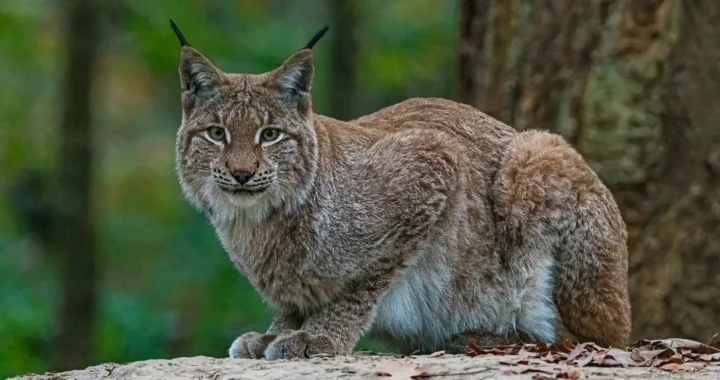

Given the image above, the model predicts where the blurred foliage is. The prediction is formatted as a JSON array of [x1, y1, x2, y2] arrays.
[[0, 0, 455, 377]]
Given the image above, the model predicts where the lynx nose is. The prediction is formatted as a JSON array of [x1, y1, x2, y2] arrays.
[[231, 170, 254, 185]]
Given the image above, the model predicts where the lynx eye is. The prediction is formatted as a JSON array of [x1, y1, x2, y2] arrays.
[[261, 128, 280, 143], [206, 127, 226, 142]]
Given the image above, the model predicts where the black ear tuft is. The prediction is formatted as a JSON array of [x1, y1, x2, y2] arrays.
[[304, 26, 329, 50], [169, 18, 188, 47]]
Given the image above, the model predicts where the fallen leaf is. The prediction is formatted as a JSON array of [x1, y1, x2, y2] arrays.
[[467, 343, 482, 356], [638, 338, 719, 355], [659, 363, 683, 372], [683, 362, 707, 371], [566, 343, 594, 362], [519, 345, 540, 358], [603, 348, 632, 368], [556, 369, 583, 379], [708, 333, 720, 349], [468, 334, 720, 372], [699, 352, 720, 361], [654, 348, 678, 359], [503, 365, 556, 375], [537, 339, 575, 354], [571, 355, 594, 368], [498, 359, 530, 366], [659, 362, 706, 372], [467, 343, 521, 357], [531, 375, 555, 380], [428, 350, 445, 358], [630, 348, 658, 365]]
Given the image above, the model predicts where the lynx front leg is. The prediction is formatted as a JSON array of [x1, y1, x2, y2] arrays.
[[264, 282, 387, 360], [229, 309, 301, 359], [229, 332, 276, 359]]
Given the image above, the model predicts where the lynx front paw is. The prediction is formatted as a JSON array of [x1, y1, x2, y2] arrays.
[[229, 332, 277, 359], [264, 331, 336, 360]]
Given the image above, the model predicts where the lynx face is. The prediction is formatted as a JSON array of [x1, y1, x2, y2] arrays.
[[175, 45, 318, 221]]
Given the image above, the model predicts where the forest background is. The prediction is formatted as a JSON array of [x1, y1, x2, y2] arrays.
[[1, 0, 718, 378]]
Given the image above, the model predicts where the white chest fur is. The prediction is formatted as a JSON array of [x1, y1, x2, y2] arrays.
[[370, 242, 559, 352], [370, 236, 453, 351]]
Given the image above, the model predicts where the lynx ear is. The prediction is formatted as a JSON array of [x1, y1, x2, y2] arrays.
[[269, 49, 315, 102], [170, 19, 223, 104], [268, 26, 329, 108], [179, 48, 223, 98]]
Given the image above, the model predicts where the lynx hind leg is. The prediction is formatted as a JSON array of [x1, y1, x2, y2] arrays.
[[493, 130, 631, 347]]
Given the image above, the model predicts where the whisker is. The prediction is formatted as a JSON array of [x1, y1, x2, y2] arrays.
[[159, 161, 178, 176], [185, 167, 213, 175]]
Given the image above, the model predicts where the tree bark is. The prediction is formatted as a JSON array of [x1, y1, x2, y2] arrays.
[[457, 0, 720, 340], [458, 0, 492, 115], [50, 0, 102, 371], [624, 0, 720, 340], [328, 0, 359, 121]]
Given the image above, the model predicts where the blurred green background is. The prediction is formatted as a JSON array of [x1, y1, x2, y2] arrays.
[[0, 0, 454, 377]]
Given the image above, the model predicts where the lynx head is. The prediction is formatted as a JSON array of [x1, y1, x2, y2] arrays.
[[172, 20, 328, 222]]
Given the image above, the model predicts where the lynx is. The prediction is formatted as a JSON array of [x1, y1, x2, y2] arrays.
[[171, 21, 631, 360]]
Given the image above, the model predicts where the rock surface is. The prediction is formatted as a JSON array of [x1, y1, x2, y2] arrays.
[[9, 353, 720, 380]]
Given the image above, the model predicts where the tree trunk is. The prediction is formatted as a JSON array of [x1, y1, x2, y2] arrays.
[[50, 0, 102, 371], [458, 0, 720, 340], [328, 0, 359, 120], [624, 0, 720, 340]]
